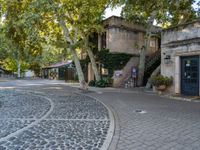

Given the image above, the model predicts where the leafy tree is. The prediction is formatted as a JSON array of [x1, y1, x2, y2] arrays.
[[27, 0, 110, 89], [0, 0, 43, 77], [0, 33, 11, 62], [41, 43, 72, 67], [76, 0, 111, 81]]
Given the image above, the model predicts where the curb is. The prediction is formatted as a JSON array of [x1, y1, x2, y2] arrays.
[[103, 103, 120, 150], [76, 92, 115, 150], [161, 95, 200, 102], [77, 86, 200, 103]]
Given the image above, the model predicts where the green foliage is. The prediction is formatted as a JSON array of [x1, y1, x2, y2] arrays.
[[150, 75, 172, 87], [3, 58, 17, 72], [0, 0, 44, 75], [102, 77, 113, 86], [88, 77, 113, 87], [96, 49, 133, 76], [95, 79, 109, 87], [3, 58, 29, 73], [80, 49, 133, 78], [116, 0, 198, 27], [88, 80, 96, 86], [41, 44, 72, 67], [30, 61, 41, 76]]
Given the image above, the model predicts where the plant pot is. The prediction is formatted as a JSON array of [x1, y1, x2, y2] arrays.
[[157, 85, 166, 91]]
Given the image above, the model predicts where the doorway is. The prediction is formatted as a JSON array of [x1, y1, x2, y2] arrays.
[[181, 56, 199, 95]]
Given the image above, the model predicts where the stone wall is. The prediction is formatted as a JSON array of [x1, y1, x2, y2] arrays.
[[162, 22, 200, 45], [106, 27, 141, 55], [113, 56, 139, 87], [161, 19, 200, 94], [101, 16, 160, 55]]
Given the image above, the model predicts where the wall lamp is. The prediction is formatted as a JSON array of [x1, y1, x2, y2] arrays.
[[164, 55, 171, 64]]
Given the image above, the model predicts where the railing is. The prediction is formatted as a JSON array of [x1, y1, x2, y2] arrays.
[[143, 49, 161, 85], [145, 49, 161, 72]]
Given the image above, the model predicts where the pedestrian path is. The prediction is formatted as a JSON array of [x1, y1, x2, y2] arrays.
[[88, 90, 200, 150]]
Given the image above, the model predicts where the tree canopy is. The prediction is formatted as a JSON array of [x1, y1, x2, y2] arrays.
[[0, 0, 198, 86], [113, 0, 198, 27]]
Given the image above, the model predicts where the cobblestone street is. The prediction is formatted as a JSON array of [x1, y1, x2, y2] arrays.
[[0, 80, 114, 150], [1, 80, 200, 150]]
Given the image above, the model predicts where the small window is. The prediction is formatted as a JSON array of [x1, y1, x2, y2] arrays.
[[150, 40, 155, 47]]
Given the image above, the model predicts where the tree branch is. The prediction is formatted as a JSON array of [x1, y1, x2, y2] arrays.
[[59, 19, 73, 44]]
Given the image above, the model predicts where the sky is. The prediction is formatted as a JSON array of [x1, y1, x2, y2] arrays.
[[104, 7, 122, 18], [104, 1, 199, 19]]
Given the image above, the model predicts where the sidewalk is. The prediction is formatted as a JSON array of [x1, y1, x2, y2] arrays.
[[87, 86, 200, 102], [85, 87, 200, 150]]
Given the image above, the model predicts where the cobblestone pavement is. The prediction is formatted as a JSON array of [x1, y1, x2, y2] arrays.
[[2, 80, 200, 150], [88, 90, 200, 150], [0, 83, 113, 150]]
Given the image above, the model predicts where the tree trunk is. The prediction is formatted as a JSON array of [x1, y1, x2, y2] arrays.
[[137, 12, 156, 86], [137, 31, 151, 86], [85, 36, 101, 81], [145, 65, 161, 89], [137, 46, 146, 86], [87, 48, 101, 81], [17, 60, 21, 78], [59, 19, 87, 90], [70, 48, 87, 90]]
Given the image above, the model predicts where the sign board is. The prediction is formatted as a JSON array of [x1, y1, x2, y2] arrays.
[[131, 66, 138, 78], [114, 70, 123, 77], [102, 68, 108, 75]]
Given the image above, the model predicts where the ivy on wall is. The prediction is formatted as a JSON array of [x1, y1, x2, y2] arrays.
[[96, 49, 134, 76], [80, 49, 134, 77]]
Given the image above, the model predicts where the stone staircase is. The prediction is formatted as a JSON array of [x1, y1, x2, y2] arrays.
[[145, 49, 161, 72], [143, 49, 161, 85], [113, 56, 139, 87], [124, 77, 135, 88], [123, 49, 161, 88]]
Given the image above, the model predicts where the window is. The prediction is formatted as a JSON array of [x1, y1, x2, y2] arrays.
[[150, 39, 156, 47], [101, 32, 106, 49]]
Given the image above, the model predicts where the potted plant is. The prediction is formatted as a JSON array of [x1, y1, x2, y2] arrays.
[[150, 75, 172, 91]]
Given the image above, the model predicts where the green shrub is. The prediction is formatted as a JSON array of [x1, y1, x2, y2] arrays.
[[88, 77, 113, 88], [150, 75, 172, 87], [88, 80, 96, 87], [96, 79, 109, 87], [102, 77, 113, 86], [96, 49, 134, 77]]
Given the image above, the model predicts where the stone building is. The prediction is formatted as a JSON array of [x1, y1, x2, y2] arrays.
[[42, 61, 76, 81], [161, 18, 200, 95], [98, 16, 160, 55], [88, 16, 161, 86]]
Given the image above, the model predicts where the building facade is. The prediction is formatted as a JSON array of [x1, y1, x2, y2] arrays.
[[42, 61, 77, 81], [87, 16, 161, 86], [161, 19, 200, 95], [98, 16, 161, 55]]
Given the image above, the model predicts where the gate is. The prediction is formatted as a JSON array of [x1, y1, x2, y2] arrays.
[[65, 68, 75, 81]]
